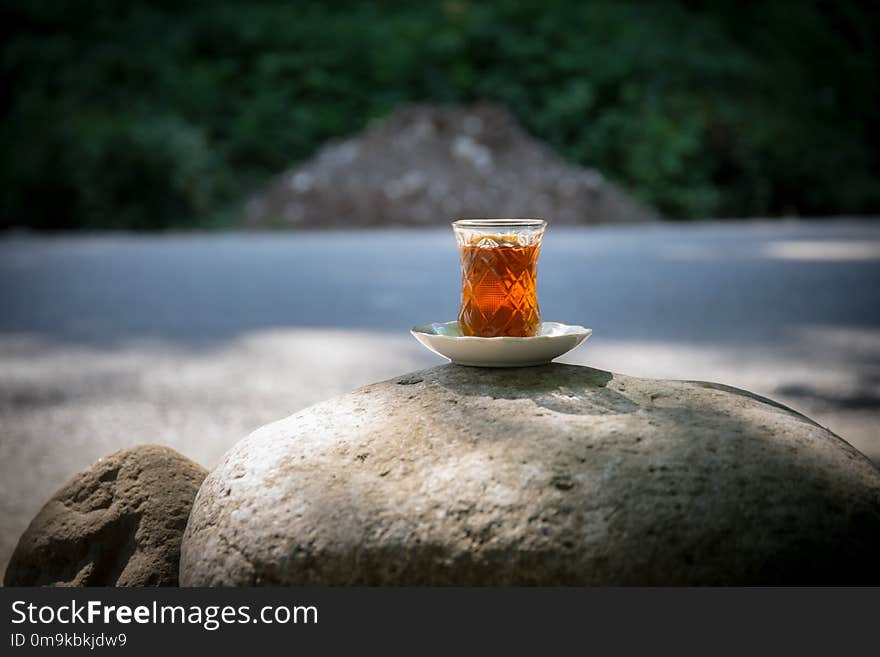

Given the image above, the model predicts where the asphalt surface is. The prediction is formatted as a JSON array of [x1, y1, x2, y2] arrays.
[[1, 219, 879, 574]]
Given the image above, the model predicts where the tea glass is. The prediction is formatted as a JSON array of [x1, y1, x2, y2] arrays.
[[451, 219, 547, 337]]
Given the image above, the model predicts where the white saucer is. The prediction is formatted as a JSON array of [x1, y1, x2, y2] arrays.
[[410, 321, 592, 367]]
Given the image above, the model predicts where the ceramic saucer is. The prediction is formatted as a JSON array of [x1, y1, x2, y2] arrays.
[[410, 321, 592, 367]]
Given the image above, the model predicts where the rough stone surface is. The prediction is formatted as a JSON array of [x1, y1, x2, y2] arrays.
[[245, 104, 658, 228], [5, 445, 206, 586], [181, 365, 880, 586]]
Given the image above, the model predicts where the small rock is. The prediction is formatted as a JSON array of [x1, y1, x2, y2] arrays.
[[5, 445, 206, 586]]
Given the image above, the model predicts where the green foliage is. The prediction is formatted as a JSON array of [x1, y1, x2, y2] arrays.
[[2, 0, 878, 228]]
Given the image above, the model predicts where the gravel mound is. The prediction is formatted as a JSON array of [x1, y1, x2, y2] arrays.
[[246, 104, 658, 228]]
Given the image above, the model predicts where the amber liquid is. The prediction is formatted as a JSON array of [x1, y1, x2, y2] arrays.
[[458, 235, 541, 337]]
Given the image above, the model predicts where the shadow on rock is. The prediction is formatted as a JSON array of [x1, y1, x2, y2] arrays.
[[427, 363, 637, 416]]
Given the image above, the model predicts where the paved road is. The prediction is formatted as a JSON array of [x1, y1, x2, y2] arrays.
[[1, 219, 879, 573], [3, 221, 880, 346]]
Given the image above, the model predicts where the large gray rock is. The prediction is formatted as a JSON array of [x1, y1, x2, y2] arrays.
[[181, 365, 880, 585], [5, 445, 206, 586]]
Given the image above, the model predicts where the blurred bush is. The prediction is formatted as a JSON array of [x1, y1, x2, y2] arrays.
[[1, 0, 878, 229]]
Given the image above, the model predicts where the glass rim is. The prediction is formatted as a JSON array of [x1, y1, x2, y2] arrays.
[[452, 218, 547, 229]]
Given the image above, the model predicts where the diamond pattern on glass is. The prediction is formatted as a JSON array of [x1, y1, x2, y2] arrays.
[[457, 235, 542, 337]]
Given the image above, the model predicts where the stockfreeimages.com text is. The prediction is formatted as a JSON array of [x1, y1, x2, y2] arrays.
[[11, 600, 317, 631]]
